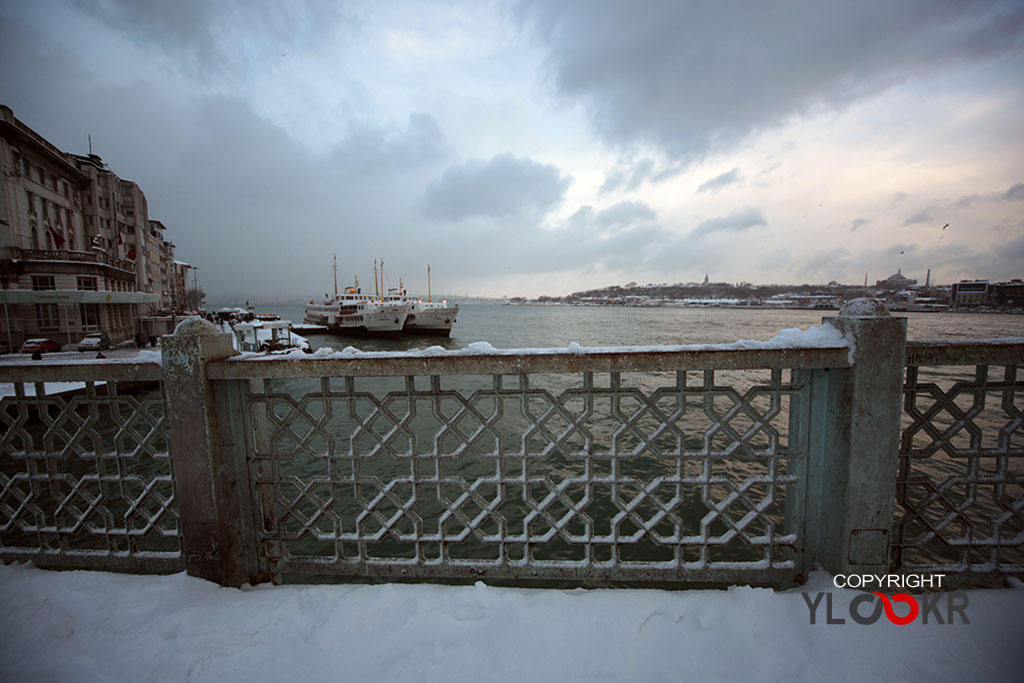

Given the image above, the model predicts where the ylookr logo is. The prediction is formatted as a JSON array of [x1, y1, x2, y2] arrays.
[[802, 574, 970, 626]]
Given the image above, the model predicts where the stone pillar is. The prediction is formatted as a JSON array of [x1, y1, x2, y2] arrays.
[[162, 317, 262, 586], [804, 298, 907, 576]]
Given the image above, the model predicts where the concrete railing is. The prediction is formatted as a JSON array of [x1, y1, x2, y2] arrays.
[[1, 301, 1021, 588]]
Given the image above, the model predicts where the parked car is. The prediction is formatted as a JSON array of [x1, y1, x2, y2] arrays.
[[77, 332, 110, 352], [21, 338, 62, 354]]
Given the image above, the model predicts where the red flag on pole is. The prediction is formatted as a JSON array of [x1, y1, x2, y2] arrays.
[[48, 226, 66, 248], [126, 245, 136, 260]]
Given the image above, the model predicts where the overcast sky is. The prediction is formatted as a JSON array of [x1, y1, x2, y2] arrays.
[[2, 0, 1022, 300]]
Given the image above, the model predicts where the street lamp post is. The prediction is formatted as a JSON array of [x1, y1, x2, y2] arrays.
[[191, 266, 200, 311]]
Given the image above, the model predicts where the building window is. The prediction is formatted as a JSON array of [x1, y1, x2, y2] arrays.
[[77, 276, 98, 291], [36, 303, 59, 329], [80, 304, 99, 328], [26, 190, 34, 214], [31, 226, 39, 249], [41, 200, 48, 218], [38, 167, 44, 184], [63, 181, 69, 197], [32, 276, 56, 291]]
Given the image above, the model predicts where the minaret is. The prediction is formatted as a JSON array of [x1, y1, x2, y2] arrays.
[[925, 268, 931, 288], [864, 273, 868, 287]]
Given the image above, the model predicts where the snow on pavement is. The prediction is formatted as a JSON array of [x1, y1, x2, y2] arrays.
[[0, 564, 1021, 682]]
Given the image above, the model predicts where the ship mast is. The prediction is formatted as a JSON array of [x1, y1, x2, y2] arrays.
[[373, 259, 379, 297], [333, 253, 338, 297]]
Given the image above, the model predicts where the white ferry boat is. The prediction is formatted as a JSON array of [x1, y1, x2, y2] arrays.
[[380, 264, 459, 336], [304, 289, 408, 338], [304, 260, 408, 338]]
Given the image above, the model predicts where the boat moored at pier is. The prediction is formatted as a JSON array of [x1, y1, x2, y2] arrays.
[[304, 290, 408, 338], [304, 257, 457, 338]]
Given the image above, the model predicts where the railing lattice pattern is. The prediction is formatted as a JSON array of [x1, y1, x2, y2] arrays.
[[893, 363, 1024, 575], [0, 382, 182, 571], [244, 369, 807, 583]]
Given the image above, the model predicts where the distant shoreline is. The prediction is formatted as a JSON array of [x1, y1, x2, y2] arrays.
[[501, 302, 1023, 314]]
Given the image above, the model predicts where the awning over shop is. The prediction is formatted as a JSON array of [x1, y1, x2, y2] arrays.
[[0, 290, 159, 304]]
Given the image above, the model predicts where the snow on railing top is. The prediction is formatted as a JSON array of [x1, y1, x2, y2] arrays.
[[229, 323, 850, 362]]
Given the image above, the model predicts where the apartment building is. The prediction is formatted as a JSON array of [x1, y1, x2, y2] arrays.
[[0, 105, 183, 351]]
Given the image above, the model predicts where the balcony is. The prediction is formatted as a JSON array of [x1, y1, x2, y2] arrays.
[[0, 246, 136, 274]]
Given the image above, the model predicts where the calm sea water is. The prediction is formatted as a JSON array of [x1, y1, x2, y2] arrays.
[[241, 302, 1024, 351]]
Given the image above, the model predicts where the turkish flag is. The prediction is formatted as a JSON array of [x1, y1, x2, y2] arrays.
[[48, 226, 66, 248], [126, 245, 136, 260]]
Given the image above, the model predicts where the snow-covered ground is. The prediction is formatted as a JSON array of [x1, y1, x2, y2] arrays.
[[0, 565, 1021, 682]]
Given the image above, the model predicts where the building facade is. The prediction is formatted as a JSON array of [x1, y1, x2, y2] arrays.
[[0, 105, 186, 352], [950, 280, 989, 307]]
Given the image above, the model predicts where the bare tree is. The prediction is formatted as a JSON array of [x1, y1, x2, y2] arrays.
[[182, 287, 206, 311]]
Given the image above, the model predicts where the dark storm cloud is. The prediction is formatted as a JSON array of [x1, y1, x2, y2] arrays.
[[0, 16, 456, 301], [70, 0, 347, 78], [520, 0, 1024, 161], [327, 113, 449, 177], [692, 208, 766, 237], [421, 153, 572, 221], [697, 168, 742, 193]]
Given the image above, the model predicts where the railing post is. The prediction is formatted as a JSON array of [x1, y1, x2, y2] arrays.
[[162, 318, 263, 586], [804, 298, 907, 577]]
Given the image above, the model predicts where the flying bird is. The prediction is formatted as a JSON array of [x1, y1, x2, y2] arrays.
[[941, 224, 949, 230]]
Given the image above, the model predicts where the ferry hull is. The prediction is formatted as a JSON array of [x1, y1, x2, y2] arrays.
[[304, 302, 407, 338], [404, 306, 459, 337]]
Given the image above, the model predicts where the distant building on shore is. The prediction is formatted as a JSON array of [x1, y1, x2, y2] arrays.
[[0, 104, 191, 351], [951, 279, 1024, 308], [989, 280, 1024, 307], [875, 270, 917, 290]]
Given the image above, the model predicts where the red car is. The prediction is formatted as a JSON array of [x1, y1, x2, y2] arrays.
[[20, 338, 62, 354]]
